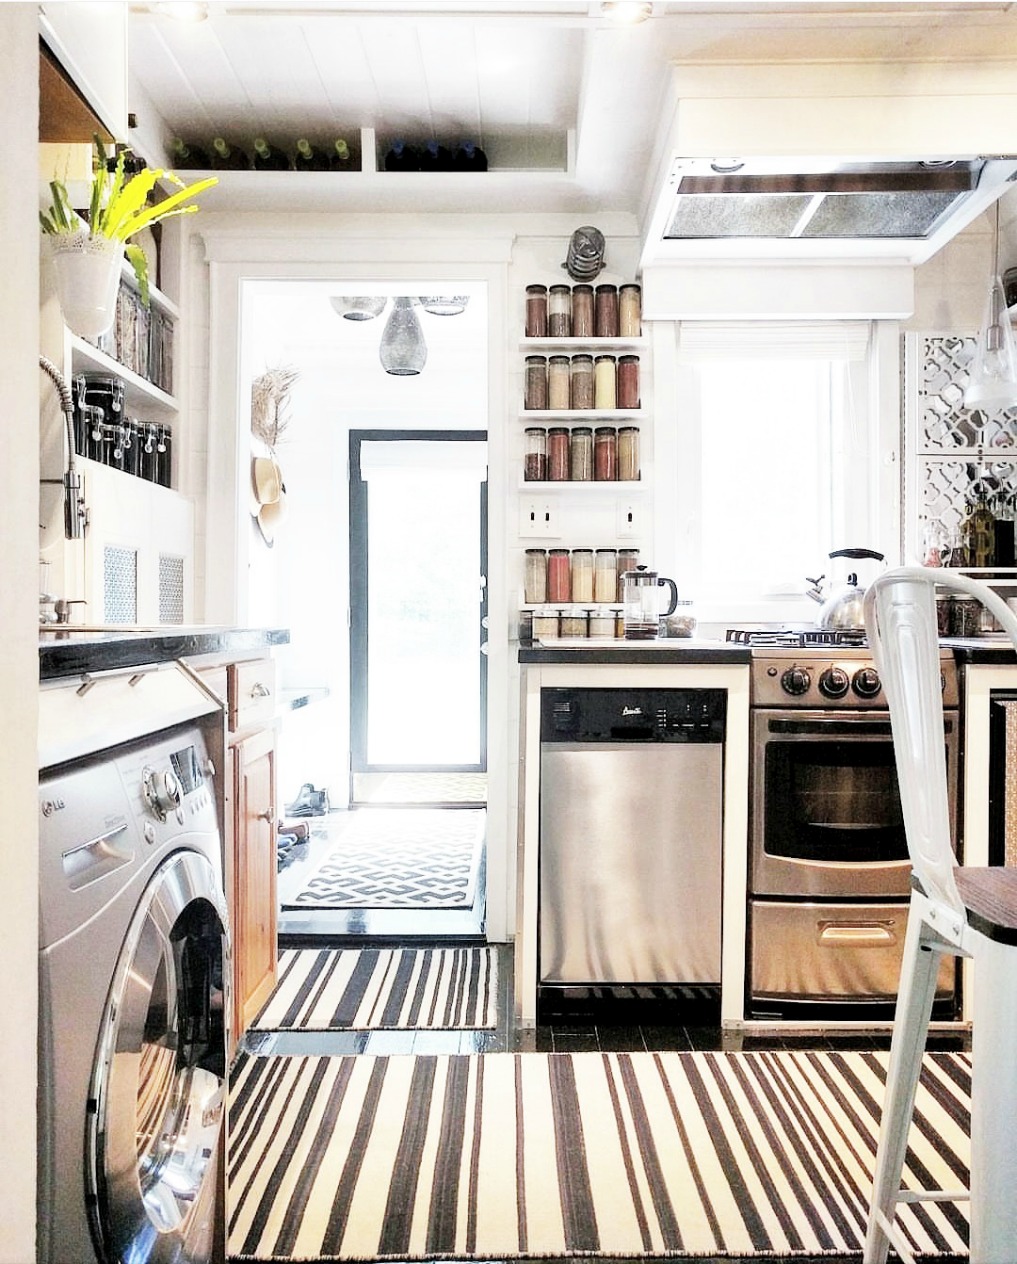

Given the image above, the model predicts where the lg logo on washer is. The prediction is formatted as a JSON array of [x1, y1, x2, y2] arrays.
[[40, 797, 65, 817]]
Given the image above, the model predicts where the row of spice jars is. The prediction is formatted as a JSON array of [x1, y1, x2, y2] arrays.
[[525, 282, 641, 339], [525, 546, 639, 604], [525, 424, 640, 482], [523, 605, 627, 642], [524, 353, 640, 411]]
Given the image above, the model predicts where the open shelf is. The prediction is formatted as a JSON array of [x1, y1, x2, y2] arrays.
[[519, 479, 647, 491], [69, 335, 178, 415], [520, 337, 646, 353]]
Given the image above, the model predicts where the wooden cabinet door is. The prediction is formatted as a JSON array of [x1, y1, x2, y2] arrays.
[[232, 725, 278, 1040]]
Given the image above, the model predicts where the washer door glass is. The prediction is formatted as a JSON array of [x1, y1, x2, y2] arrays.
[[88, 849, 228, 1263]]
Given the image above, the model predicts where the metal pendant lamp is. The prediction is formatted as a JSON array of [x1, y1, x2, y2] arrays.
[[379, 296, 427, 375], [964, 198, 1017, 411]]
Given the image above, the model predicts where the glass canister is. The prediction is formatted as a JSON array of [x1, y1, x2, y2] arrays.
[[571, 284, 594, 337], [524, 548, 548, 603], [617, 354, 640, 409], [662, 600, 697, 638], [570, 354, 595, 409], [547, 426, 570, 481], [570, 426, 593, 481], [560, 609, 588, 638], [588, 605, 615, 639], [616, 548, 640, 599], [619, 283, 642, 337], [594, 426, 617, 481], [524, 355, 548, 410], [524, 427, 547, 481], [595, 283, 619, 337], [547, 548, 571, 601], [525, 284, 548, 337], [594, 548, 618, 602], [570, 549, 595, 602], [594, 354, 616, 409], [547, 355, 571, 410], [532, 605, 560, 640], [548, 284, 572, 337], [618, 426, 640, 481]]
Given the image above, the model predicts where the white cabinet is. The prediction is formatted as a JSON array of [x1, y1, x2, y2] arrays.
[[39, 2, 128, 141]]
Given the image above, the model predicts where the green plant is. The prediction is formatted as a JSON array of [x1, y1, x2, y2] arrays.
[[39, 137, 217, 306]]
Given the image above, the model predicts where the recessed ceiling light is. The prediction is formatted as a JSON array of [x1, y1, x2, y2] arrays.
[[600, 1, 653, 23]]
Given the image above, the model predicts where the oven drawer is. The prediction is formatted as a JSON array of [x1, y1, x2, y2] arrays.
[[749, 900, 955, 1004]]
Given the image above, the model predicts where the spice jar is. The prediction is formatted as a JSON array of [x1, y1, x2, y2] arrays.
[[594, 549, 618, 602], [524, 355, 548, 410], [547, 426, 570, 481], [618, 426, 640, 481], [570, 426, 593, 481], [594, 355, 616, 409], [524, 548, 548, 603], [525, 284, 548, 337], [595, 283, 619, 337], [594, 426, 617, 481], [571, 284, 594, 337], [547, 548, 571, 601], [524, 427, 547, 481], [548, 284, 572, 338], [547, 355, 571, 410], [570, 549, 595, 602], [570, 354, 594, 409], [533, 606, 559, 640], [617, 548, 640, 599], [617, 355, 640, 409], [588, 605, 615, 639], [560, 610, 588, 638], [619, 283, 641, 337]]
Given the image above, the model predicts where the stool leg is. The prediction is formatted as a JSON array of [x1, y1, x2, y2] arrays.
[[864, 903, 943, 1264]]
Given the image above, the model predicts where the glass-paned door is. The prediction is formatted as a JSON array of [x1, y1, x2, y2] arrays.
[[349, 431, 487, 804]]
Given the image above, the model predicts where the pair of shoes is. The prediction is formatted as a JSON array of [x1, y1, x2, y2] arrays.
[[285, 782, 329, 817]]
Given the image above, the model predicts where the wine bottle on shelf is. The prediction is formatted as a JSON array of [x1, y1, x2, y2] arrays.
[[383, 138, 419, 171], [330, 137, 354, 171], [170, 138, 211, 168], [420, 139, 453, 171], [294, 138, 330, 171], [210, 137, 251, 170], [454, 139, 488, 171], [252, 137, 291, 170]]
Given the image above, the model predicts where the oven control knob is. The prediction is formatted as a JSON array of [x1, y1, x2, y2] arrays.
[[852, 666, 882, 698], [818, 666, 850, 698], [142, 766, 182, 820], [780, 666, 812, 695]]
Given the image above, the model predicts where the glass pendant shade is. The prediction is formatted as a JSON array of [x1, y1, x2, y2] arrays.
[[964, 275, 1017, 410], [330, 295, 387, 321], [379, 297, 427, 375], [419, 295, 469, 316]]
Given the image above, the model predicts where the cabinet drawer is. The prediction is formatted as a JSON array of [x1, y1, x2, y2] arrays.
[[228, 658, 276, 732]]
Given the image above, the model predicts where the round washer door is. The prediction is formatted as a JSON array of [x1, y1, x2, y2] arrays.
[[87, 848, 229, 1264]]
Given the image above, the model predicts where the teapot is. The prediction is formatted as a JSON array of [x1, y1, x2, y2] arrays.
[[620, 565, 678, 640], [805, 548, 885, 631]]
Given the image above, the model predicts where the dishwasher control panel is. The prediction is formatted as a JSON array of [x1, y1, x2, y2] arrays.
[[540, 687, 726, 743]]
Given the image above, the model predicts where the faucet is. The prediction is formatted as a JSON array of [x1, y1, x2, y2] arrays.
[[39, 356, 87, 539]]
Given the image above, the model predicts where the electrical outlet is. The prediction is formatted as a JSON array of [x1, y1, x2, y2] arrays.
[[615, 500, 641, 538], [519, 500, 558, 538]]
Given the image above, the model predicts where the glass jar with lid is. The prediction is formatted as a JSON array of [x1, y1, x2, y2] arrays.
[[570, 549, 595, 602], [662, 600, 697, 638], [524, 548, 548, 603], [547, 355, 571, 410], [525, 284, 548, 337], [571, 284, 594, 337], [594, 548, 618, 602], [595, 284, 619, 337], [594, 426, 617, 481], [594, 355, 616, 409], [617, 548, 640, 600], [524, 427, 547, 481], [588, 605, 616, 639], [547, 548, 571, 601], [570, 354, 594, 409], [617, 355, 640, 409], [524, 355, 548, 410], [547, 426, 570, 481], [619, 283, 641, 337], [532, 606, 560, 640], [548, 284, 572, 338], [570, 426, 593, 481], [618, 426, 640, 481], [560, 609, 588, 638]]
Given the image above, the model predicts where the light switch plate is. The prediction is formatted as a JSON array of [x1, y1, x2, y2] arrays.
[[519, 500, 559, 538]]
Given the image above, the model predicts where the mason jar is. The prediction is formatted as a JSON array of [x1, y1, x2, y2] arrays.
[[594, 355, 616, 409], [547, 354, 571, 410], [524, 355, 548, 410], [571, 284, 594, 337], [569, 426, 593, 481], [619, 283, 642, 337], [548, 284, 572, 338], [547, 426, 570, 481], [570, 354, 595, 409], [524, 548, 548, 603], [570, 548, 595, 602], [618, 426, 640, 480], [595, 283, 619, 337], [524, 427, 547, 481], [547, 549, 571, 601], [525, 284, 548, 337], [594, 549, 618, 602], [617, 354, 640, 409], [594, 426, 617, 481]]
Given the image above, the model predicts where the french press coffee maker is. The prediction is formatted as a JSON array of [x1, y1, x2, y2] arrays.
[[620, 565, 679, 640]]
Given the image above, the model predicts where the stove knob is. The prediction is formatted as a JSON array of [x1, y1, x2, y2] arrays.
[[852, 666, 882, 699], [780, 665, 812, 696], [818, 666, 850, 698], [142, 766, 182, 820]]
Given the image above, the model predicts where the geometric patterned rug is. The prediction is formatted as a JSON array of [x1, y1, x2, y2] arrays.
[[249, 947, 498, 1031], [282, 809, 485, 909], [226, 1048, 971, 1261]]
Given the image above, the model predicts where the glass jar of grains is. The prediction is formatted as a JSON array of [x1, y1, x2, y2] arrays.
[[594, 549, 618, 602], [525, 284, 548, 337], [548, 284, 572, 337], [570, 549, 595, 602], [619, 283, 641, 337], [524, 548, 548, 603], [547, 427, 570, 481], [617, 354, 640, 409], [524, 355, 548, 410], [570, 426, 593, 481], [618, 426, 640, 481], [570, 354, 595, 409], [571, 284, 594, 337], [594, 426, 617, 481], [595, 283, 619, 337], [547, 355, 571, 410], [524, 427, 547, 481], [547, 549, 571, 601], [594, 355, 616, 409]]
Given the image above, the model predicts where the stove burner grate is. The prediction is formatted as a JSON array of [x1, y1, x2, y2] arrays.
[[726, 627, 867, 649]]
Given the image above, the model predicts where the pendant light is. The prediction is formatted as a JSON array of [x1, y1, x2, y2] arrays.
[[379, 297, 427, 375], [330, 296, 387, 321], [964, 197, 1017, 411]]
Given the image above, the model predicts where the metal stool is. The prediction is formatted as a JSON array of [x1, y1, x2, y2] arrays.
[[863, 567, 1017, 1264]]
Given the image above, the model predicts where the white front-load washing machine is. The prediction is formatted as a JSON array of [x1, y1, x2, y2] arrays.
[[38, 667, 230, 1264]]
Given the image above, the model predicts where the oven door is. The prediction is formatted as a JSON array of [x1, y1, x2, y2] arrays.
[[750, 708, 959, 898]]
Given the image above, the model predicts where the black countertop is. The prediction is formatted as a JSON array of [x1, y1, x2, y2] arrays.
[[39, 625, 289, 680], [518, 639, 752, 665], [942, 636, 1017, 663]]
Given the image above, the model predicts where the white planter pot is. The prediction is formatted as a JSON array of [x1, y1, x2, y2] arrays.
[[47, 233, 124, 340]]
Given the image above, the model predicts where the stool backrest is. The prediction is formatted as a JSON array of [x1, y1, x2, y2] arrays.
[[864, 567, 1017, 922]]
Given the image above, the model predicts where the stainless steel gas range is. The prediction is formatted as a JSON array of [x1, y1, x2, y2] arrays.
[[729, 629, 960, 1016]]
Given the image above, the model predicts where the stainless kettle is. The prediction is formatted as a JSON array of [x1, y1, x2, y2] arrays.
[[805, 548, 885, 630]]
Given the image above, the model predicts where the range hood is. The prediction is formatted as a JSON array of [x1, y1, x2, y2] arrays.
[[643, 155, 1017, 265]]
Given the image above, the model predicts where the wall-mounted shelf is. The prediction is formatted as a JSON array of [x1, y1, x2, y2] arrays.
[[519, 479, 647, 491], [520, 337, 646, 353], [520, 409, 642, 422], [69, 335, 178, 416]]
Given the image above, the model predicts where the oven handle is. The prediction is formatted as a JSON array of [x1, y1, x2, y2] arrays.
[[818, 920, 896, 946], [765, 717, 955, 737]]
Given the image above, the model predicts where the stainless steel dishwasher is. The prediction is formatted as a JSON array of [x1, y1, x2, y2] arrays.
[[539, 686, 726, 986]]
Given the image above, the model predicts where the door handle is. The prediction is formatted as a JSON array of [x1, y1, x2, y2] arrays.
[[818, 922, 895, 947]]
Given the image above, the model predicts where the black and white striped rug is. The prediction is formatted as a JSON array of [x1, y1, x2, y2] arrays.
[[227, 1049, 970, 1260], [250, 948, 498, 1032]]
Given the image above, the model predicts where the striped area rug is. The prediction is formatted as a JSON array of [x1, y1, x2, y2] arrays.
[[227, 1049, 970, 1260], [250, 947, 498, 1031]]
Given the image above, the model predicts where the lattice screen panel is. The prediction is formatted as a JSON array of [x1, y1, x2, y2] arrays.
[[158, 554, 185, 624], [103, 546, 138, 624]]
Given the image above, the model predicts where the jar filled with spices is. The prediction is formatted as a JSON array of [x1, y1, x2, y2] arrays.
[[525, 284, 548, 337], [570, 354, 595, 409], [547, 548, 571, 601], [618, 426, 640, 481], [617, 548, 640, 598], [617, 354, 640, 409], [570, 549, 595, 602], [548, 284, 572, 338], [547, 427, 570, 481], [594, 548, 618, 602], [595, 283, 619, 337], [533, 606, 560, 640], [570, 426, 594, 481], [571, 284, 594, 337], [548, 355, 571, 410], [524, 427, 547, 481], [619, 283, 641, 337], [588, 605, 615, 639], [524, 355, 548, 410], [594, 426, 617, 480], [524, 548, 548, 603], [560, 609, 588, 638], [594, 354, 616, 409]]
